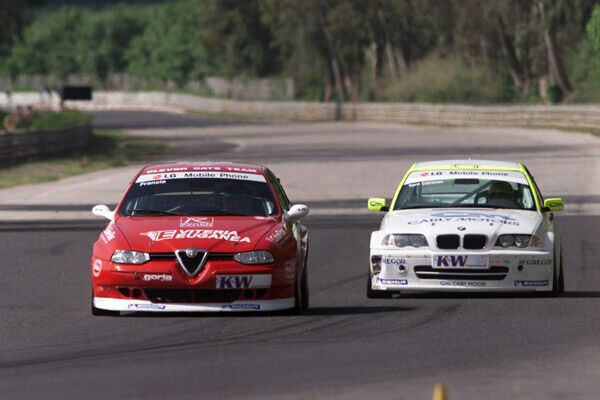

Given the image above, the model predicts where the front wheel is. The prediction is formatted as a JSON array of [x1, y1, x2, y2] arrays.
[[551, 254, 565, 297], [289, 268, 308, 315]]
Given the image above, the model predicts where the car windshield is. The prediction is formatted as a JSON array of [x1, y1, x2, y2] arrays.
[[119, 177, 278, 217], [393, 172, 536, 211]]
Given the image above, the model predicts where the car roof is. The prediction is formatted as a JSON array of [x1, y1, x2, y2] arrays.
[[139, 161, 267, 175], [412, 159, 522, 170]]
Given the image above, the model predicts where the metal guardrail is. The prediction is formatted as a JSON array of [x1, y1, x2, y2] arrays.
[[76, 91, 600, 129], [0, 125, 92, 162], [3, 91, 600, 130]]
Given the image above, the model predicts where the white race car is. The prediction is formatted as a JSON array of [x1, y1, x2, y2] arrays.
[[367, 160, 565, 297]]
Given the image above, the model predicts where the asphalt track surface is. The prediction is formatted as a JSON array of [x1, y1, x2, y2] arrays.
[[2, 111, 600, 400]]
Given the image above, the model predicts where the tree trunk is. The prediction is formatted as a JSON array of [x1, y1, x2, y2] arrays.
[[494, 15, 523, 88], [538, 1, 572, 94], [317, 1, 345, 101], [385, 42, 400, 82]]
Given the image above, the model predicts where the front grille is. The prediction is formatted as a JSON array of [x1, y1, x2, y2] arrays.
[[144, 289, 242, 303], [436, 234, 460, 249], [463, 234, 487, 250], [414, 265, 509, 280], [149, 252, 235, 261]]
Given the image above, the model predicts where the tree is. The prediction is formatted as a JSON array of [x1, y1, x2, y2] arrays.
[[200, 0, 278, 78], [78, 5, 146, 81], [127, 1, 215, 87]]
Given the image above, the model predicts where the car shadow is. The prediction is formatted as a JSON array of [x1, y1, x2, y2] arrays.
[[391, 290, 600, 299], [558, 291, 600, 298], [113, 305, 415, 318]]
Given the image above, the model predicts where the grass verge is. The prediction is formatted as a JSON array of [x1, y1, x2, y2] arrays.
[[0, 129, 167, 189]]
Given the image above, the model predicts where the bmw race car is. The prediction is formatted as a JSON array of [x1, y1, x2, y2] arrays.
[[91, 162, 309, 315], [367, 160, 565, 297]]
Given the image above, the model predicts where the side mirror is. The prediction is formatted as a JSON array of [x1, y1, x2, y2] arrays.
[[543, 198, 564, 212], [284, 204, 309, 222], [92, 204, 114, 221], [368, 197, 388, 212]]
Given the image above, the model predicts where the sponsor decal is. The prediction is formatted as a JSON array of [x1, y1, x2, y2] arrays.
[[145, 166, 260, 174], [265, 228, 287, 246], [221, 304, 261, 310], [409, 211, 519, 226], [139, 180, 166, 186], [519, 259, 552, 266], [136, 171, 266, 183], [134, 273, 173, 282], [284, 260, 295, 280], [490, 258, 511, 265], [128, 303, 167, 310], [216, 274, 272, 289], [381, 257, 406, 266], [180, 217, 214, 228], [376, 277, 408, 285], [141, 229, 251, 243], [406, 170, 527, 185], [92, 259, 102, 278], [514, 280, 549, 287], [101, 223, 117, 244], [440, 281, 487, 287], [409, 180, 443, 187]]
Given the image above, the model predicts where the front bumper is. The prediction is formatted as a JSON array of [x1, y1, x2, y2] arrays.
[[91, 256, 296, 312], [370, 249, 555, 292], [93, 297, 294, 312]]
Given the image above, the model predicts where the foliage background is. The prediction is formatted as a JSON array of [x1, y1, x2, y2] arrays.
[[2, 0, 600, 103]]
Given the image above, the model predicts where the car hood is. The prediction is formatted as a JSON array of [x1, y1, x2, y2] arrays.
[[114, 215, 278, 253], [381, 208, 542, 237]]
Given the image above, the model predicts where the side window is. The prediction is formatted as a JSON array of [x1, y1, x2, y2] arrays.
[[266, 170, 290, 210]]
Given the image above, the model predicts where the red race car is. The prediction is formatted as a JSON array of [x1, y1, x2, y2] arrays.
[[90, 162, 309, 315]]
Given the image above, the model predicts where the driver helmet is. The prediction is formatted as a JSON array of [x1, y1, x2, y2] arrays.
[[488, 181, 514, 199]]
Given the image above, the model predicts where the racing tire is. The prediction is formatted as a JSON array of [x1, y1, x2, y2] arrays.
[[289, 268, 307, 315], [300, 266, 309, 311], [366, 273, 393, 299], [91, 291, 120, 316], [551, 253, 565, 297]]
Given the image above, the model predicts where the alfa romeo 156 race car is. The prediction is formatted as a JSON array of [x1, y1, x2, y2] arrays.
[[90, 162, 309, 315], [367, 160, 565, 297]]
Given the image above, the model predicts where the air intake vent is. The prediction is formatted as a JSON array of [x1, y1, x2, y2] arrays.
[[436, 234, 460, 249], [463, 234, 487, 250]]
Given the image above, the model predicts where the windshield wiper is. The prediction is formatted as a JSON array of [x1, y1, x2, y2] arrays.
[[130, 208, 183, 216]]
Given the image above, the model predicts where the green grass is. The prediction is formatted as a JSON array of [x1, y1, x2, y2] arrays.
[[0, 129, 167, 188], [16, 110, 92, 130]]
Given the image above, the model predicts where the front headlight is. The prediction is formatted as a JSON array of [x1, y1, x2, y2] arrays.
[[382, 234, 428, 248], [111, 250, 150, 264], [234, 251, 275, 265], [495, 234, 539, 249]]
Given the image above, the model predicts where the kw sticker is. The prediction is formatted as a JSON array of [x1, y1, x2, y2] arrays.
[[216, 274, 272, 289]]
